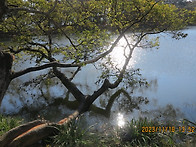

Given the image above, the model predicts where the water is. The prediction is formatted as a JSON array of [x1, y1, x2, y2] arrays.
[[130, 26, 196, 121], [1, 27, 196, 124]]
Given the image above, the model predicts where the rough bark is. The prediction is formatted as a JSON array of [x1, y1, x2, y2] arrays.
[[0, 0, 7, 21], [0, 111, 79, 147], [0, 52, 13, 105], [0, 120, 45, 147], [8, 123, 59, 147]]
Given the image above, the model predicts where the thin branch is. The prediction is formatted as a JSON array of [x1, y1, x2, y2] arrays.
[[28, 42, 49, 52], [11, 62, 79, 80], [9, 47, 48, 59], [69, 67, 81, 81], [47, 0, 58, 15], [123, 0, 160, 33], [84, 32, 151, 107], [50, 18, 78, 51], [8, 7, 46, 15], [108, 34, 135, 89], [8, 0, 58, 16], [11, 27, 166, 80]]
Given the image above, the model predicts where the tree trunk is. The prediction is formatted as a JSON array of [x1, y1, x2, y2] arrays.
[[0, 111, 79, 147], [0, 0, 7, 21], [0, 52, 13, 105]]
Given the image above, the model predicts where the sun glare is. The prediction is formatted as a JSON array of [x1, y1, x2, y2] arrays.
[[110, 36, 136, 69], [117, 113, 125, 128], [110, 37, 128, 67]]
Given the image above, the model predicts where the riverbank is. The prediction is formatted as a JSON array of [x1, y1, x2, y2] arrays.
[[1, 114, 196, 146]]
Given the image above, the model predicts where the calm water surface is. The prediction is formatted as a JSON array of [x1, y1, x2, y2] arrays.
[[1, 27, 196, 124], [130, 26, 196, 121]]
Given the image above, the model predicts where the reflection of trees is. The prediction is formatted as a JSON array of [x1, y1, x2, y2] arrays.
[[4, 66, 163, 122], [4, 66, 151, 120], [15, 87, 149, 120]]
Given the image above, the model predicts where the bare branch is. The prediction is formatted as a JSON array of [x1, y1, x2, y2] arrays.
[[53, 67, 85, 103], [11, 62, 78, 80], [69, 67, 81, 81]]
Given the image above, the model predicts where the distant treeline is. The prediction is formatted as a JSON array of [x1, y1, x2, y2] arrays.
[[164, 0, 196, 10]]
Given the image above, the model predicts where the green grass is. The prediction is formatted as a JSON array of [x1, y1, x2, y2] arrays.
[[49, 117, 196, 147], [118, 118, 196, 147], [1, 114, 196, 147], [51, 120, 87, 147], [0, 114, 22, 135], [118, 118, 178, 147]]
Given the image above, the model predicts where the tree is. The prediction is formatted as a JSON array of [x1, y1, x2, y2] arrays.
[[0, 0, 192, 146]]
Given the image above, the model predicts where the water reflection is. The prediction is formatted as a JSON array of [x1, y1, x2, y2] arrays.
[[110, 35, 137, 68], [110, 37, 129, 68], [117, 113, 125, 128]]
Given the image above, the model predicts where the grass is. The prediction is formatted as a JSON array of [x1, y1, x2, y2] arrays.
[[118, 118, 173, 146], [118, 117, 196, 147], [0, 114, 22, 136], [1, 114, 196, 147], [47, 117, 196, 147], [51, 119, 87, 147]]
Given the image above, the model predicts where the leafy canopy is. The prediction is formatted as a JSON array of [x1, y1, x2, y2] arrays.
[[0, 0, 190, 64]]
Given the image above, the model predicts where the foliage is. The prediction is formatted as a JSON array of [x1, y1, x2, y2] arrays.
[[0, 114, 22, 135], [118, 117, 196, 147], [0, 0, 194, 129], [118, 118, 172, 146], [0, 0, 191, 61], [0, 1, 191, 105], [45, 117, 196, 147], [1, 114, 196, 146], [51, 119, 88, 147]]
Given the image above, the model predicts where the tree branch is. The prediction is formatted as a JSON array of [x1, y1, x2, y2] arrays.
[[9, 0, 160, 81], [0, 0, 8, 20], [11, 61, 76, 80], [53, 67, 85, 103], [9, 47, 48, 59], [8, 0, 58, 16], [81, 31, 150, 111]]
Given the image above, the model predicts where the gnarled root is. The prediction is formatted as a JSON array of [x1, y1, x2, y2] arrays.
[[0, 120, 59, 147], [0, 111, 79, 147]]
